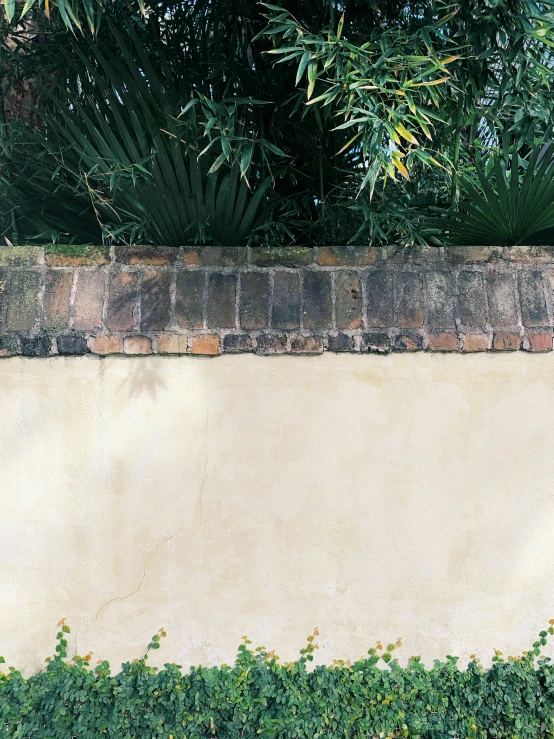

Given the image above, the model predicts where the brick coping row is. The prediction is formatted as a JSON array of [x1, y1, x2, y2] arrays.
[[4, 245, 554, 268], [1, 245, 554, 356]]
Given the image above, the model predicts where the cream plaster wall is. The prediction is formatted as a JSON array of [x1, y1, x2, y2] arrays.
[[1, 353, 554, 674]]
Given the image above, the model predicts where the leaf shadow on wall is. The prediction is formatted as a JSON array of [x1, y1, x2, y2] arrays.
[[116, 361, 167, 399]]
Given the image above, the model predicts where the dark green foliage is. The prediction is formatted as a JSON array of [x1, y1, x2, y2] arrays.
[[0, 28, 279, 246], [3, 623, 554, 738], [2, 1, 554, 245], [438, 141, 554, 246]]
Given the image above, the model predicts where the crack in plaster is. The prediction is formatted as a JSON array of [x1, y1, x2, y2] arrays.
[[199, 361, 209, 524], [95, 363, 210, 620], [95, 527, 183, 621]]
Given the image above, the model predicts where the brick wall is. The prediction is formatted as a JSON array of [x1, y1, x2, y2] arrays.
[[1, 245, 554, 357]]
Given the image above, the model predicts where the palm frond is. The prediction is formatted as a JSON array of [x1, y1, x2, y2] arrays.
[[436, 141, 554, 246]]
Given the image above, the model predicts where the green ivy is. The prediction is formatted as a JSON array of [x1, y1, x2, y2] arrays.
[[2, 621, 554, 738]]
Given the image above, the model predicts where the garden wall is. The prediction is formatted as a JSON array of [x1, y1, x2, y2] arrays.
[[2, 245, 554, 674]]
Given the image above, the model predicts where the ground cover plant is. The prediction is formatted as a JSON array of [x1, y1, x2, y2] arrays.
[[2, 621, 554, 738], [2, 0, 554, 246]]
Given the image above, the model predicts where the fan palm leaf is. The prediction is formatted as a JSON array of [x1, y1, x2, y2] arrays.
[[438, 141, 554, 246]]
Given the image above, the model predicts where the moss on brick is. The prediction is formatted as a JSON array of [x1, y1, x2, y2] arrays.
[[0, 335, 20, 356], [44, 245, 110, 266], [251, 247, 313, 267], [0, 247, 41, 267]]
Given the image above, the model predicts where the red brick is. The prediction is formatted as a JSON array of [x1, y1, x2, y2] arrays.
[[44, 270, 73, 328], [74, 271, 105, 331], [106, 272, 138, 331], [492, 332, 521, 351], [115, 246, 178, 265], [157, 334, 188, 354], [123, 336, 152, 355], [317, 247, 377, 266], [90, 336, 121, 354], [524, 333, 553, 352], [290, 335, 324, 354], [427, 332, 459, 351], [190, 334, 220, 355], [462, 334, 489, 352], [184, 251, 201, 266], [183, 247, 247, 266]]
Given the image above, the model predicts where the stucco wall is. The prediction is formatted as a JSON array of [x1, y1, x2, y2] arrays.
[[1, 352, 554, 673]]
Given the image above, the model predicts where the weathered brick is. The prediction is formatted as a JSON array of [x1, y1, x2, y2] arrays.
[[0, 334, 20, 357], [74, 271, 105, 331], [272, 272, 300, 329], [240, 272, 269, 329], [207, 273, 236, 328], [487, 271, 518, 327], [0, 269, 7, 324], [255, 333, 287, 354], [361, 332, 391, 353], [444, 247, 501, 264], [458, 271, 487, 326], [524, 332, 552, 352], [123, 336, 152, 354], [45, 245, 110, 267], [493, 332, 521, 351], [175, 271, 205, 329], [335, 272, 362, 329], [19, 333, 51, 357], [44, 270, 73, 329], [183, 247, 247, 266], [57, 334, 89, 355], [396, 272, 424, 328], [366, 271, 393, 327], [380, 246, 440, 264], [317, 247, 377, 266], [290, 334, 324, 354], [223, 334, 254, 353], [426, 272, 455, 328], [303, 271, 332, 329], [427, 332, 459, 351], [157, 334, 188, 354], [518, 271, 549, 327], [503, 246, 554, 262], [0, 246, 41, 267], [393, 334, 424, 351], [106, 271, 138, 331], [251, 247, 313, 267], [90, 335, 121, 354], [328, 333, 357, 352], [462, 334, 489, 352], [6, 271, 40, 330], [115, 246, 178, 266], [190, 334, 220, 355], [141, 270, 171, 330]]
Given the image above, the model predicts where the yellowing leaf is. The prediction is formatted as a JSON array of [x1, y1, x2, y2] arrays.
[[392, 152, 409, 179], [411, 77, 450, 87], [395, 123, 419, 145], [307, 61, 317, 99]]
